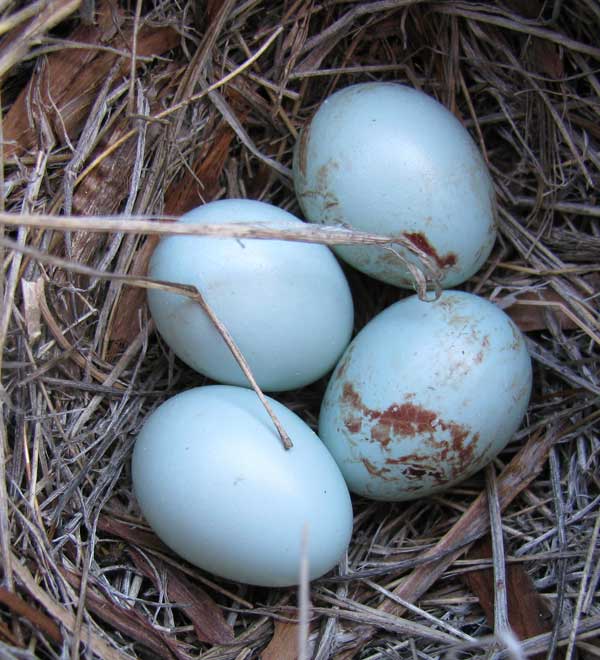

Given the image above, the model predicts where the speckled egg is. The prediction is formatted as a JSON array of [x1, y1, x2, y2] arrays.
[[319, 291, 532, 501], [293, 82, 497, 288], [132, 385, 354, 587], [147, 199, 354, 391]]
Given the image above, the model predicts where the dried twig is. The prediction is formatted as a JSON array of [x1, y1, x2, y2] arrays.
[[0, 234, 294, 449], [298, 524, 311, 660], [564, 512, 600, 660], [337, 427, 558, 657], [486, 464, 510, 637], [0, 0, 82, 80]]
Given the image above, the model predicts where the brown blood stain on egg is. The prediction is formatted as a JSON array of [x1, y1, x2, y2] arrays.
[[341, 381, 480, 485], [404, 231, 458, 269]]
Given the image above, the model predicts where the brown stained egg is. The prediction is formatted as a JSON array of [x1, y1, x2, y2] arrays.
[[318, 291, 532, 501], [293, 82, 497, 288]]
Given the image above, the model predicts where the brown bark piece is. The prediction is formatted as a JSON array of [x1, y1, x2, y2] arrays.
[[0, 586, 62, 644], [104, 235, 160, 358], [337, 428, 555, 659], [4, 1, 178, 159], [381, 431, 554, 615], [97, 514, 170, 553], [505, 290, 578, 332], [501, 1, 563, 78], [97, 516, 234, 646], [106, 122, 235, 358], [61, 568, 186, 660], [531, 39, 564, 78], [4, 2, 121, 158], [69, 73, 175, 263], [11, 557, 124, 660], [262, 620, 299, 660], [0, 0, 82, 83], [463, 536, 557, 660], [72, 122, 140, 214], [129, 548, 235, 646], [164, 122, 235, 217], [0, 618, 21, 646]]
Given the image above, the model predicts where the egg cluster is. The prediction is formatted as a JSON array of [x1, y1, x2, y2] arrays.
[[132, 83, 532, 587]]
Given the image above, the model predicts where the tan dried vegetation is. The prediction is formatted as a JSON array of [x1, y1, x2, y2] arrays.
[[0, 1, 598, 659]]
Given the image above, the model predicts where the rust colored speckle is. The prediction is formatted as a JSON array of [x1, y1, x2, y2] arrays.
[[316, 159, 338, 185], [345, 417, 362, 434], [451, 425, 471, 454], [342, 383, 439, 447], [380, 403, 438, 436], [361, 458, 392, 479], [438, 297, 460, 312], [433, 426, 477, 481], [404, 231, 458, 269], [513, 383, 530, 403], [334, 345, 353, 381], [313, 160, 341, 219], [370, 403, 438, 448], [476, 336, 491, 363], [342, 382, 363, 411], [340, 382, 480, 486], [371, 424, 393, 449], [385, 457, 405, 465], [404, 464, 445, 481], [341, 383, 365, 437], [384, 456, 445, 482]]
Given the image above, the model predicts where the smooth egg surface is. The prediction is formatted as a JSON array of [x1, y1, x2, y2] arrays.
[[319, 291, 532, 500], [132, 385, 354, 587], [293, 82, 497, 288], [148, 199, 354, 391]]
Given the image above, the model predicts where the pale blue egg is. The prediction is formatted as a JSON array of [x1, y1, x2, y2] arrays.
[[147, 199, 354, 391], [132, 385, 354, 587], [293, 83, 497, 288], [319, 291, 532, 501]]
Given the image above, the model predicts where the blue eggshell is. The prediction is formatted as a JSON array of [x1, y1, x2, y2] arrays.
[[147, 199, 354, 391], [319, 291, 532, 501], [132, 385, 354, 587], [293, 83, 497, 288]]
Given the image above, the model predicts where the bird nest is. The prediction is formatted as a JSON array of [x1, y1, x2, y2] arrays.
[[0, 1, 598, 659]]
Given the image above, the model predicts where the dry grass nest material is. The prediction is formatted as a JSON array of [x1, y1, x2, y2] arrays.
[[0, 1, 599, 659]]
